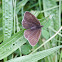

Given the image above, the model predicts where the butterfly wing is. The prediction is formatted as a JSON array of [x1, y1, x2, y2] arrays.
[[22, 12, 40, 29], [22, 19, 35, 29], [24, 29, 41, 46]]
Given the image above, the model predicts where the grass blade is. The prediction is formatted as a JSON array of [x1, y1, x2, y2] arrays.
[[0, 29, 26, 60], [6, 46, 62, 62]]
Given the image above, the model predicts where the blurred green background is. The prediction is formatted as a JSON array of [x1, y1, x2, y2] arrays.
[[0, 0, 62, 62]]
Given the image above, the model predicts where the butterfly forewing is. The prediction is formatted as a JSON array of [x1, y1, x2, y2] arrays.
[[22, 20, 35, 29], [22, 12, 40, 29]]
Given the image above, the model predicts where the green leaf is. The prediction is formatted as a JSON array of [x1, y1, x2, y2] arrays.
[[0, 29, 26, 60], [42, 29, 50, 39], [31, 11, 40, 17], [0, 8, 2, 13], [6, 46, 62, 62], [37, 13, 43, 19], [43, 0, 59, 31], [0, 18, 3, 43], [21, 44, 32, 55], [2, 0, 13, 41], [43, 0, 59, 46], [16, 0, 28, 13], [0, 34, 3, 43], [41, 19, 51, 29]]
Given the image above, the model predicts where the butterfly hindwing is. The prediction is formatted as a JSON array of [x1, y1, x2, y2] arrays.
[[24, 29, 41, 46]]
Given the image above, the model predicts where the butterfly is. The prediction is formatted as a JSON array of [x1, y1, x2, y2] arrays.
[[22, 11, 43, 46]]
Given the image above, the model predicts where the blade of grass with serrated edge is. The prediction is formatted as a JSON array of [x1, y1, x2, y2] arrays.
[[6, 46, 62, 62], [2, 0, 13, 41], [0, 29, 26, 60], [2, 0, 13, 61]]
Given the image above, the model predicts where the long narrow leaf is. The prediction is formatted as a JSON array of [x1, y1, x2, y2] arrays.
[[7, 46, 62, 62], [0, 29, 26, 60], [2, 0, 13, 40]]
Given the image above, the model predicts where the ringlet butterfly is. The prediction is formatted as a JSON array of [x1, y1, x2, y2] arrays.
[[22, 11, 43, 46]]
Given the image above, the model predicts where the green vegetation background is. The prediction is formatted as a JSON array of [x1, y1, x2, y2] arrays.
[[0, 0, 62, 62]]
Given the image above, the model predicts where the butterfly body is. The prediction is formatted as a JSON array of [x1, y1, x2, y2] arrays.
[[30, 25, 42, 30], [22, 11, 43, 46]]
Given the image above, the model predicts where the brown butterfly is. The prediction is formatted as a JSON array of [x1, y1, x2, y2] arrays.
[[22, 11, 43, 46]]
